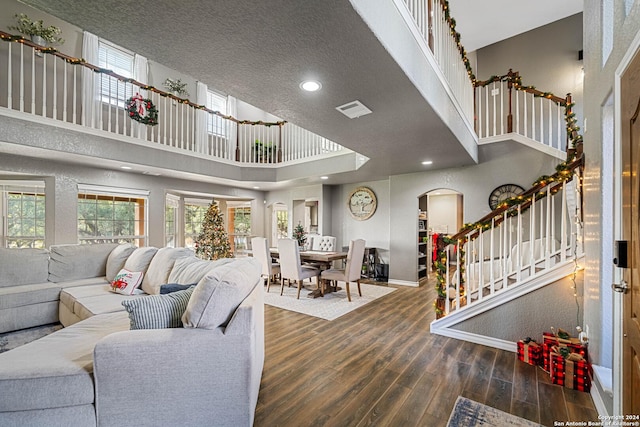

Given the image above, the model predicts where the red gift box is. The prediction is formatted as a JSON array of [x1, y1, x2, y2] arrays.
[[517, 340, 542, 366], [550, 348, 591, 392], [542, 332, 588, 373]]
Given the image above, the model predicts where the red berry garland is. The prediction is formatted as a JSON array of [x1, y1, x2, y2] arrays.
[[125, 93, 158, 126]]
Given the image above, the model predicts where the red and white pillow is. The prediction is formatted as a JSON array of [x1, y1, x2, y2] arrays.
[[111, 269, 144, 295]]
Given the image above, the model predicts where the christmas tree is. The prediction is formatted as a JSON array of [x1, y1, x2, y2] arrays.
[[292, 222, 307, 246], [194, 200, 233, 260]]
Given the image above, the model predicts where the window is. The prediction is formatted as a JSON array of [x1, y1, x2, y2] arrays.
[[165, 194, 179, 248], [207, 90, 228, 137], [184, 199, 211, 249], [228, 203, 251, 255], [1, 181, 45, 248], [77, 185, 148, 246], [98, 41, 134, 106]]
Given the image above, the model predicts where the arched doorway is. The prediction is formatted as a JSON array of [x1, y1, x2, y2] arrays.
[[417, 189, 463, 280]]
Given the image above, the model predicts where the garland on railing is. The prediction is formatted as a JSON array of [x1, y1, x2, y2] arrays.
[[438, 0, 476, 82], [433, 155, 584, 318], [0, 31, 287, 128], [474, 71, 583, 151]]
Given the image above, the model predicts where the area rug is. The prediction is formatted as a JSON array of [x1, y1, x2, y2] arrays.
[[447, 396, 542, 427], [0, 323, 62, 354], [263, 282, 396, 320]]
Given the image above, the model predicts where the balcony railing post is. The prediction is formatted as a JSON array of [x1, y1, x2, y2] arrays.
[[278, 124, 283, 163], [507, 69, 514, 133], [235, 122, 240, 162]]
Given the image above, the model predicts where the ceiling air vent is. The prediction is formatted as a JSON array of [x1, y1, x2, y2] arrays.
[[335, 100, 372, 119]]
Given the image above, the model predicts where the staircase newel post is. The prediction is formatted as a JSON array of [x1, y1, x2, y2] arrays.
[[507, 69, 514, 133], [565, 93, 576, 158]]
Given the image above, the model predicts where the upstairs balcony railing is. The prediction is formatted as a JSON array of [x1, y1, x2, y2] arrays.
[[433, 155, 584, 319], [0, 31, 349, 166]]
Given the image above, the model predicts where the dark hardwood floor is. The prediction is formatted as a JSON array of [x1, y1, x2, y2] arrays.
[[254, 277, 598, 426]]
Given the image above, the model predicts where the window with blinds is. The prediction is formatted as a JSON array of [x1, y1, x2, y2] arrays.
[[207, 90, 228, 137], [98, 41, 134, 106], [77, 185, 148, 246], [1, 181, 46, 248]]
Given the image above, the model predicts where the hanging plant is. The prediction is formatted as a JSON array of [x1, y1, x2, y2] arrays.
[[125, 93, 158, 126]]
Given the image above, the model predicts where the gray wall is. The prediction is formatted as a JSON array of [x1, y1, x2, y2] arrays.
[[582, 0, 640, 415]]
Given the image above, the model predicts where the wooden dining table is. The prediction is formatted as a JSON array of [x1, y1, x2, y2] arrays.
[[268, 248, 348, 298]]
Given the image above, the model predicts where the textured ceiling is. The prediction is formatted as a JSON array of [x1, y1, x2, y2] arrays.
[[20, 0, 580, 187]]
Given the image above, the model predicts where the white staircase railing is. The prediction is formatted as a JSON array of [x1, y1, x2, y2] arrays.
[[399, 0, 475, 126], [434, 157, 584, 319], [0, 32, 350, 166]]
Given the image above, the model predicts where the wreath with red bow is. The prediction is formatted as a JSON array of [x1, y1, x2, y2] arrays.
[[125, 93, 158, 126]]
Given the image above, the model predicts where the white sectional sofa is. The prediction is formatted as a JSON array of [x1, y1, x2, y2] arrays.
[[0, 244, 264, 427]]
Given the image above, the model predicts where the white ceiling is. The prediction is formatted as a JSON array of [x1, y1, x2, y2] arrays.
[[19, 0, 583, 189]]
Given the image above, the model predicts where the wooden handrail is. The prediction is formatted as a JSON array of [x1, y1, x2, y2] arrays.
[[474, 69, 567, 106], [450, 155, 584, 241], [0, 31, 286, 128]]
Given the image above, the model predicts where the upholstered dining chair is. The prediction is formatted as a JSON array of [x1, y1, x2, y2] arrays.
[[251, 237, 280, 292], [320, 239, 366, 301], [312, 235, 337, 251], [277, 238, 320, 299]]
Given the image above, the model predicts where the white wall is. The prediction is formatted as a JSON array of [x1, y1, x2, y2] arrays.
[[427, 194, 460, 235]]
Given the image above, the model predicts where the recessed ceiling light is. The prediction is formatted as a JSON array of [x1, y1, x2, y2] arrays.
[[421, 161, 433, 165], [320, 176, 329, 180], [253, 186, 260, 189], [300, 80, 322, 92], [120, 166, 132, 170]]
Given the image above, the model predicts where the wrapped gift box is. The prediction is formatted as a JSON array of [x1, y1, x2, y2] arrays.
[[542, 332, 588, 373], [517, 340, 542, 366], [549, 348, 591, 392]]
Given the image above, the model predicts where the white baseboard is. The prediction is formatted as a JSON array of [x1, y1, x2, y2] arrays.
[[388, 279, 419, 287], [429, 326, 517, 352]]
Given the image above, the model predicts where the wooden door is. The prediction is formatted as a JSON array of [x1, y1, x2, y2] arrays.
[[621, 50, 640, 415]]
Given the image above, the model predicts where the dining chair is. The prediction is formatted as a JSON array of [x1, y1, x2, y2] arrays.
[[312, 236, 337, 251], [251, 236, 280, 292], [320, 239, 366, 301], [277, 238, 320, 299]]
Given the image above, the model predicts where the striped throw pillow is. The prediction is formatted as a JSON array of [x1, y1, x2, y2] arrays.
[[121, 286, 195, 329]]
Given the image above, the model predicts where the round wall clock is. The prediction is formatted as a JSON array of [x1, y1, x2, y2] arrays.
[[488, 184, 525, 210], [348, 186, 377, 221]]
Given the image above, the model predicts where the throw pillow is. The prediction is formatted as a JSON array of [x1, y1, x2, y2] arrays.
[[110, 269, 144, 295], [123, 247, 159, 274], [182, 258, 261, 329], [167, 256, 236, 285], [106, 243, 137, 282], [160, 283, 197, 294], [121, 286, 195, 329], [141, 247, 194, 295]]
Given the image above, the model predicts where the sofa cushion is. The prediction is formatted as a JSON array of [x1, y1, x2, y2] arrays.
[[122, 286, 194, 329], [73, 293, 147, 321], [167, 256, 236, 285], [141, 247, 194, 295], [110, 269, 144, 295], [0, 282, 61, 309], [48, 243, 119, 282], [0, 248, 49, 288], [160, 283, 196, 294], [106, 243, 137, 282], [123, 247, 158, 274], [182, 258, 261, 329], [0, 311, 130, 412], [59, 283, 113, 314]]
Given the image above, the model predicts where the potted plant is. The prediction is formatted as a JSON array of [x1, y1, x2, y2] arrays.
[[9, 13, 64, 46], [292, 223, 307, 248], [163, 78, 189, 98], [254, 139, 275, 163]]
